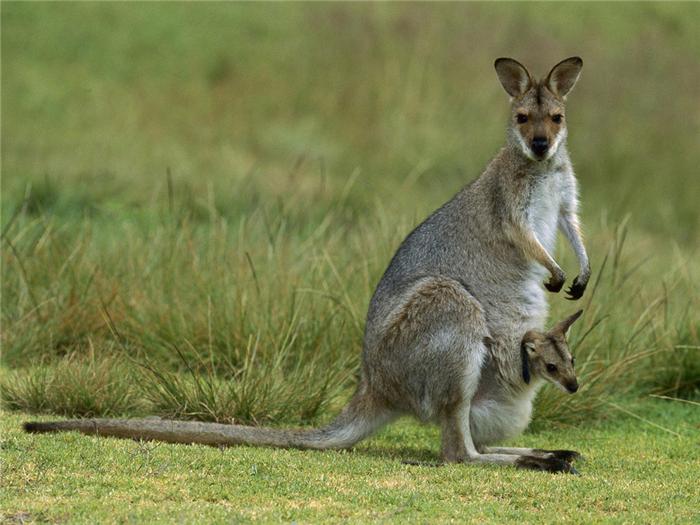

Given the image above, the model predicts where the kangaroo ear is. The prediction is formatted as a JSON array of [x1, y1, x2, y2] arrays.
[[494, 58, 533, 98], [546, 57, 583, 98], [553, 309, 584, 337]]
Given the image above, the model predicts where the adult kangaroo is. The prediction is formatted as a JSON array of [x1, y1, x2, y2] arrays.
[[26, 58, 590, 473]]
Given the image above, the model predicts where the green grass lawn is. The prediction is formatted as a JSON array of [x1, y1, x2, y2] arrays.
[[2, 399, 698, 523]]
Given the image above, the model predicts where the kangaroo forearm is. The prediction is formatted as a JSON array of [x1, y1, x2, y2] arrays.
[[508, 225, 561, 275], [558, 213, 590, 277]]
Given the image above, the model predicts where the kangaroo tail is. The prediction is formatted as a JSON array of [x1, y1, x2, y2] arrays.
[[23, 390, 392, 450]]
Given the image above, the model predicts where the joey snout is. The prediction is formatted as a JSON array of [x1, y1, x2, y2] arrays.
[[565, 379, 579, 393]]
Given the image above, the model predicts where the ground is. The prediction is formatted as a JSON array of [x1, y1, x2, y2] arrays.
[[2, 399, 698, 524]]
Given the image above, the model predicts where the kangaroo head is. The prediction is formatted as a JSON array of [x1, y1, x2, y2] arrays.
[[494, 57, 583, 162], [521, 310, 583, 393]]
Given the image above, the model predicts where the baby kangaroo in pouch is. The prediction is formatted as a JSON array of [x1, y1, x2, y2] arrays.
[[462, 309, 585, 473], [25, 58, 590, 474]]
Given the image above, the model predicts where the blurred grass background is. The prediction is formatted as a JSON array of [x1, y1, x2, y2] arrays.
[[2, 3, 698, 426]]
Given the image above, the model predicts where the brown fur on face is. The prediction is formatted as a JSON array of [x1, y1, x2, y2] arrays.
[[511, 82, 566, 160], [522, 310, 583, 393], [495, 57, 583, 161]]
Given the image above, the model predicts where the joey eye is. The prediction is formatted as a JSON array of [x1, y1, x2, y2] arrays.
[[516, 114, 528, 124], [551, 114, 563, 124], [546, 363, 558, 374]]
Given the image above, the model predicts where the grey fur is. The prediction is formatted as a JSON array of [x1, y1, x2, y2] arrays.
[[25, 388, 393, 450]]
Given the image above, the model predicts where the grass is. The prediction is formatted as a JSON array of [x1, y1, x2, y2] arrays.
[[1, 3, 699, 522], [2, 399, 699, 523]]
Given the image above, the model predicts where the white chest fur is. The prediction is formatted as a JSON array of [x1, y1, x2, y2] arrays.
[[527, 172, 562, 254]]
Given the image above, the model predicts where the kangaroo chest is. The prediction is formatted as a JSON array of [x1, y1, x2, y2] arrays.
[[526, 172, 562, 253]]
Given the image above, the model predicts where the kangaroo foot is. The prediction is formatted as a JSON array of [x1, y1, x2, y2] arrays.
[[515, 455, 579, 474], [533, 449, 583, 464]]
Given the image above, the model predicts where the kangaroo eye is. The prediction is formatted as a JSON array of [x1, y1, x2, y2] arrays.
[[546, 363, 558, 373], [516, 114, 528, 124], [551, 114, 563, 124]]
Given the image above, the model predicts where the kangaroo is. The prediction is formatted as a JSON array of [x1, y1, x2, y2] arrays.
[[24, 57, 590, 473], [24, 310, 584, 473]]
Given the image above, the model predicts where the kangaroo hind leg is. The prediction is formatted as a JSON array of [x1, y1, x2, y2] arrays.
[[445, 400, 577, 473], [373, 276, 489, 422]]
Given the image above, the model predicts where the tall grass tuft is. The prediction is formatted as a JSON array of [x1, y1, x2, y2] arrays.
[[2, 204, 697, 427], [1, 352, 144, 417], [534, 221, 700, 426]]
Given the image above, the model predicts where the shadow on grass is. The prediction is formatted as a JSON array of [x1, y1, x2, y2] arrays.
[[352, 444, 439, 463]]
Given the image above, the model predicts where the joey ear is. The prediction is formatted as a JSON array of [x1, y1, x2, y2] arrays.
[[521, 331, 539, 354], [553, 309, 584, 337], [546, 57, 583, 97], [494, 58, 533, 98], [523, 340, 537, 354]]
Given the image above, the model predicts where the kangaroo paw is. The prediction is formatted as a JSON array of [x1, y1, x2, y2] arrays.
[[565, 277, 587, 300], [544, 274, 565, 293]]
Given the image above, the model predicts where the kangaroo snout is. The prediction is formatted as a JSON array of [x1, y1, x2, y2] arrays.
[[566, 380, 579, 393], [531, 137, 549, 158]]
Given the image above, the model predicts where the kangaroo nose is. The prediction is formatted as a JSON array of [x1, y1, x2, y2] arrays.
[[531, 137, 549, 156], [566, 381, 579, 393]]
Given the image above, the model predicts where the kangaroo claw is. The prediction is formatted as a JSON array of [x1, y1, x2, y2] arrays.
[[565, 277, 587, 300], [544, 276, 565, 293]]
